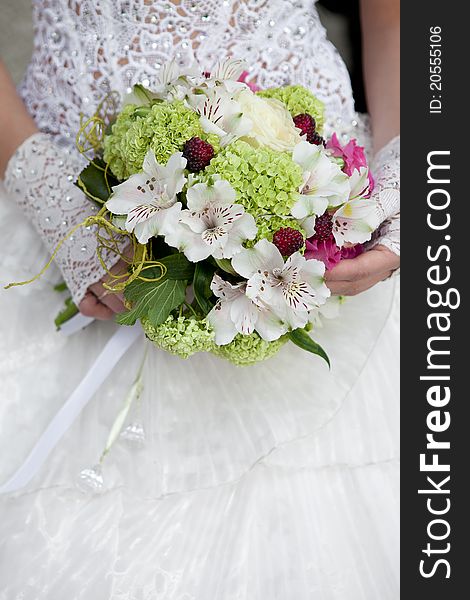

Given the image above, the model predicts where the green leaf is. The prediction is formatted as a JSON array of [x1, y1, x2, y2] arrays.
[[136, 254, 194, 284], [193, 262, 216, 315], [54, 297, 79, 329], [117, 278, 187, 327], [288, 329, 330, 368], [76, 159, 119, 205], [214, 258, 238, 276], [158, 254, 195, 280]]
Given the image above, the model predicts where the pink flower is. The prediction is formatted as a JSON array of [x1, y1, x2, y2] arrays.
[[305, 236, 341, 270], [238, 71, 261, 93], [305, 234, 363, 270], [340, 243, 364, 261], [326, 133, 374, 194]]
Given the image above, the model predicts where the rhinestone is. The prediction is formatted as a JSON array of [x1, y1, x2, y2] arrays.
[[151, 42, 158, 49], [80, 245, 87, 252], [45, 217, 50, 223], [15, 166, 22, 174], [67, 175, 73, 181], [76, 464, 104, 494], [71, 50, 78, 57], [150, 15, 158, 24], [58, 160, 64, 167], [108, 33, 114, 40], [269, 19, 276, 27], [154, 62, 161, 69], [123, 44, 130, 51], [50, 30, 62, 43], [294, 26, 306, 39], [182, 41, 189, 49], [142, 78, 150, 87], [351, 119, 358, 127], [65, 195, 72, 202], [120, 422, 146, 445], [30, 168, 36, 175], [126, 86, 132, 94], [62, 220, 68, 226], [201, 14, 210, 21]]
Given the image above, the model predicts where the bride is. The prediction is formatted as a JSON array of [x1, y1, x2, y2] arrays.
[[0, 1, 400, 598]]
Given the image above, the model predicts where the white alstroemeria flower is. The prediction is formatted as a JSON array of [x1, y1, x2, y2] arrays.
[[207, 274, 288, 344], [165, 179, 257, 262], [331, 167, 379, 246], [188, 85, 253, 146], [291, 141, 350, 234], [106, 150, 187, 244], [139, 60, 202, 102], [309, 295, 344, 328], [231, 239, 330, 330], [211, 58, 248, 82]]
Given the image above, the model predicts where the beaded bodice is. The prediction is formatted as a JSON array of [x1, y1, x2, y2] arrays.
[[21, 0, 356, 145]]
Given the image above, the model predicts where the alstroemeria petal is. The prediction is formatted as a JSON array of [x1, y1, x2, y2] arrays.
[[232, 239, 284, 279], [230, 294, 258, 336], [207, 301, 238, 345], [255, 308, 288, 342]]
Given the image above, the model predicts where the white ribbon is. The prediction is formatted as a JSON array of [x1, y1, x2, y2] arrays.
[[0, 318, 142, 494]]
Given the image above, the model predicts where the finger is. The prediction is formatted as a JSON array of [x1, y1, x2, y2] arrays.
[[79, 292, 114, 320], [89, 283, 126, 314], [326, 247, 400, 282], [328, 270, 393, 296]]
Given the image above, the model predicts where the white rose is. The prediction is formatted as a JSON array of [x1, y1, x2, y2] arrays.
[[236, 89, 302, 152]]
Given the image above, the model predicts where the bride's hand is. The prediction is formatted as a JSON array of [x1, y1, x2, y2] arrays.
[[325, 245, 399, 296], [79, 257, 128, 320]]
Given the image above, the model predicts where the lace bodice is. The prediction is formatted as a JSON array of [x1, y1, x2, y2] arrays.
[[22, 0, 357, 144]]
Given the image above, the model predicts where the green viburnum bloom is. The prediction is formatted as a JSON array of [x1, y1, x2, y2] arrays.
[[103, 101, 219, 180], [247, 215, 306, 249], [212, 332, 288, 367], [142, 315, 215, 359], [257, 85, 325, 133], [203, 140, 303, 218]]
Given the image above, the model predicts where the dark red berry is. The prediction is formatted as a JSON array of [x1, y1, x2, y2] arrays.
[[293, 113, 316, 143], [272, 227, 305, 257], [313, 213, 333, 242], [182, 137, 215, 172], [310, 132, 325, 146]]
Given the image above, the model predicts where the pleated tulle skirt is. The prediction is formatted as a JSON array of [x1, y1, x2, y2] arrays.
[[0, 181, 399, 599]]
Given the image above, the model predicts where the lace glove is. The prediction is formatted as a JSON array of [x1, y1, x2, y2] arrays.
[[4, 132, 121, 305], [368, 135, 400, 253], [368, 135, 400, 275]]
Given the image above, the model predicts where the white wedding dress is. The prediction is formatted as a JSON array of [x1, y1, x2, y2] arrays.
[[0, 1, 400, 598]]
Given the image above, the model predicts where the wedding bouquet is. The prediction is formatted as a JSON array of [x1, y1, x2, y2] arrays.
[[74, 59, 379, 366]]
